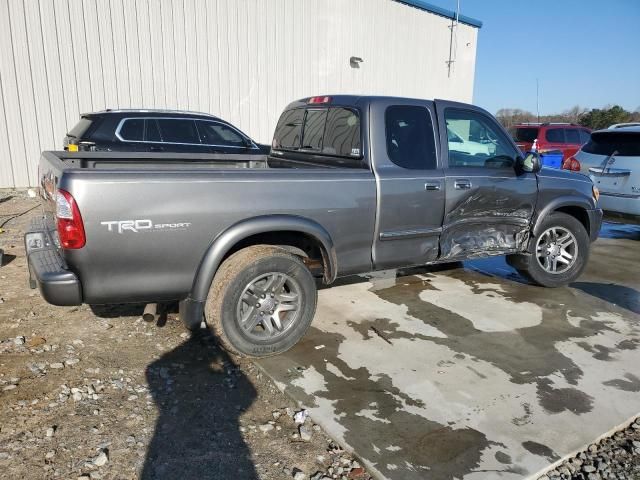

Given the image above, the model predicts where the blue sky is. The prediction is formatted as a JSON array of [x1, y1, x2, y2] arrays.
[[427, 0, 640, 115]]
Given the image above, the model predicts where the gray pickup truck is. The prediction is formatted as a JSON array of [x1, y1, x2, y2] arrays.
[[26, 96, 602, 357]]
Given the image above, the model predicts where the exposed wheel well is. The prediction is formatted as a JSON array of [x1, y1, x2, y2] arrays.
[[553, 206, 590, 235], [224, 231, 327, 279]]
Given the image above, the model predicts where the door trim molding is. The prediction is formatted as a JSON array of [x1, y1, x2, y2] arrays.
[[379, 227, 443, 241]]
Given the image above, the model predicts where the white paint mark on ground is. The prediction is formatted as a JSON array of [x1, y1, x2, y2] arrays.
[[418, 275, 543, 332]]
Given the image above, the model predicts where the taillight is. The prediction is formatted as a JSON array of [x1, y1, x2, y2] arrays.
[[308, 96, 331, 104], [56, 190, 86, 249], [562, 156, 581, 172]]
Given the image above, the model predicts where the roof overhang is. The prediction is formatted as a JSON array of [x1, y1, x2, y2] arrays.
[[393, 0, 483, 28]]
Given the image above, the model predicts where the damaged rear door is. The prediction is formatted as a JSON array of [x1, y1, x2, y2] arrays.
[[435, 101, 537, 260]]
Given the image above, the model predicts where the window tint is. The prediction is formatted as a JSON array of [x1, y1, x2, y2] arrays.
[[445, 109, 517, 169], [273, 108, 304, 149], [385, 105, 437, 170], [323, 108, 361, 157], [156, 119, 199, 144], [579, 129, 591, 144], [565, 128, 580, 144], [196, 120, 245, 146], [301, 109, 328, 150], [273, 107, 361, 158], [511, 127, 538, 143], [582, 131, 640, 156], [118, 118, 144, 141], [145, 119, 161, 142], [545, 128, 565, 143]]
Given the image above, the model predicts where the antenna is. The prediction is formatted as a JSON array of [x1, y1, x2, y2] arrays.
[[446, 0, 460, 78], [536, 78, 540, 123]]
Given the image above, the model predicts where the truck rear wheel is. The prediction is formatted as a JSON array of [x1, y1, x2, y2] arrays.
[[205, 245, 317, 357], [508, 212, 590, 288]]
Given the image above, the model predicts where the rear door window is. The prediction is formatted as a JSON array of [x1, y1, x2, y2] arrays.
[[385, 105, 437, 169], [196, 120, 245, 147], [145, 119, 161, 142], [565, 128, 581, 144], [118, 118, 145, 141], [156, 119, 200, 144], [545, 128, 565, 143]]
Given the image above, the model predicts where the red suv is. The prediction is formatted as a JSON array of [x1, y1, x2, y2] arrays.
[[510, 123, 591, 162]]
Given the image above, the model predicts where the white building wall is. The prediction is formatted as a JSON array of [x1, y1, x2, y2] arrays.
[[0, 0, 478, 188]]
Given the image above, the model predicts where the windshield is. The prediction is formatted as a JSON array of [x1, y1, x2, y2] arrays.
[[582, 131, 640, 156], [510, 127, 538, 143]]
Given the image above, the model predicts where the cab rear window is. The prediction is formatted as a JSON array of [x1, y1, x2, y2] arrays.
[[273, 107, 361, 158], [582, 131, 640, 156]]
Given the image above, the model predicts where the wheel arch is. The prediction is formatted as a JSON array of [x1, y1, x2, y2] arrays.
[[532, 197, 593, 238], [191, 215, 336, 303]]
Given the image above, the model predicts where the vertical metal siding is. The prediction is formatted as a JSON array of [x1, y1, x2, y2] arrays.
[[0, 0, 478, 188]]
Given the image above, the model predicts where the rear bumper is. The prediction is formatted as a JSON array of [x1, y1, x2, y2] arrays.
[[24, 218, 82, 306], [599, 193, 640, 223], [588, 208, 603, 241]]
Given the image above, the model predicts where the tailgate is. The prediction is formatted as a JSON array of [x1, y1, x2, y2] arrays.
[[589, 157, 637, 195]]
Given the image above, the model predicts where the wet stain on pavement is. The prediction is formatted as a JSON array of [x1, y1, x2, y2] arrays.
[[603, 373, 640, 392], [522, 441, 560, 461], [576, 342, 616, 361], [372, 271, 623, 411], [495, 451, 512, 464], [616, 339, 640, 350], [511, 403, 533, 426], [262, 327, 492, 480], [536, 378, 594, 414]]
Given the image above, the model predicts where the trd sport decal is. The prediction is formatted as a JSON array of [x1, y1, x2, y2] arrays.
[[100, 220, 191, 234]]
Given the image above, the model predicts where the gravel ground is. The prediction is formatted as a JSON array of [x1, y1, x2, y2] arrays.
[[0, 191, 371, 480], [538, 417, 640, 480]]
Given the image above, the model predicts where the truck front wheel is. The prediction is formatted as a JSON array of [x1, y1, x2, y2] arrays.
[[508, 212, 590, 288], [205, 245, 317, 357]]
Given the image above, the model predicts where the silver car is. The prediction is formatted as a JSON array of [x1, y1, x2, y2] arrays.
[[573, 126, 640, 224]]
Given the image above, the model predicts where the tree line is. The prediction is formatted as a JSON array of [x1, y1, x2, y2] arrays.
[[496, 105, 640, 130]]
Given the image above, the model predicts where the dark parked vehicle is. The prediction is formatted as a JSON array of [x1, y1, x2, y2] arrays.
[[27, 96, 602, 357], [63, 109, 269, 154], [510, 123, 591, 162]]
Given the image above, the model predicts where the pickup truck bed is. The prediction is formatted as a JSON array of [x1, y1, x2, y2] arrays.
[[26, 95, 602, 357]]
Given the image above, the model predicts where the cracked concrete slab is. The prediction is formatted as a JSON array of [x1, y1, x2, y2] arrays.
[[257, 223, 640, 479]]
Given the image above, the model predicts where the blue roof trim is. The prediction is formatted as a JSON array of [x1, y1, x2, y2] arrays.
[[393, 0, 483, 28]]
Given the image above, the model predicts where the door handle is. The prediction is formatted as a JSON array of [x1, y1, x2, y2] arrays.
[[454, 179, 472, 190], [425, 182, 441, 191], [149, 146, 164, 152]]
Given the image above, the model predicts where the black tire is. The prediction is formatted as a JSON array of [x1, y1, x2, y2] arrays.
[[508, 212, 590, 288], [205, 245, 317, 357]]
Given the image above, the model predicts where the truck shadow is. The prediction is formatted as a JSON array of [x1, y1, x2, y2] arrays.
[[571, 281, 640, 315], [141, 330, 258, 479]]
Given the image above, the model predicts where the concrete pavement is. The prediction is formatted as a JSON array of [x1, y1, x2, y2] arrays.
[[258, 223, 640, 479]]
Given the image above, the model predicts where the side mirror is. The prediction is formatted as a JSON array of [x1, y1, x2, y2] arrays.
[[243, 137, 254, 149], [517, 151, 542, 173]]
